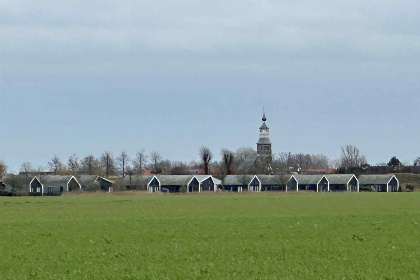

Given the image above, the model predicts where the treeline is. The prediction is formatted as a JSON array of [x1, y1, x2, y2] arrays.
[[1, 145, 419, 179], [7, 147, 334, 178]]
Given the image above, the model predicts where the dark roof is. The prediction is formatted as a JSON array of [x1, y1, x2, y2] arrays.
[[2, 174, 32, 182], [223, 175, 256, 185], [39, 175, 80, 187], [259, 122, 269, 130], [157, 175, 197, 186], [257, 138, 272, 145], [150, 175, 221, 186], [96, 176, 114, 184], [194, 175, 212, 182], [209, 177, 222, 185], [258, 175, 291, 185], [77, 175, 99, 187], [294, 175, 326, 185], [121, 175, 155, 186], [326, 174, 357, 185], [358, 174, 397, 185]]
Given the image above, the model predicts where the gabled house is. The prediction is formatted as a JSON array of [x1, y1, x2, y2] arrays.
[[156, 175, 199, 193], [286, 175, 298, 192], [358, 174, 400, 192], [147, 176, 160, 192], [42, 175, 81, 193], [294, 175, 329, 192], [119, 175, 155, 190], [95, 176, 114, 192], [29, 175, 81, 196], [326, 174, 359, 192], [77, 175, 99, 191], [257, 175, 292, 191], [222, 175, 261, 192], [193, 175, 221, 192], [0, 181, 13, 195], [29, 176, 43, 195]]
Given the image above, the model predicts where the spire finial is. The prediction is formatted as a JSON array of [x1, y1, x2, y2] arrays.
[[262, 107, 266, 122]]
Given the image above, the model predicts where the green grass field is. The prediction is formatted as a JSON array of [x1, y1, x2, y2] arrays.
[[1, 192, 419, 280]]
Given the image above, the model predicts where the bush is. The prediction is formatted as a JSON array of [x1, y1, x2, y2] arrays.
[[16, 189, 29, 196], [406, 185, 414, 192], [0, 191, 13, 196], [359, 186, 373, 192]]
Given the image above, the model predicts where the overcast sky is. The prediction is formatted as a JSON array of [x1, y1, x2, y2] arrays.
[[1, 0, 419, 172]]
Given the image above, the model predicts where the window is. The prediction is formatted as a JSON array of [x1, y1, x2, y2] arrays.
[[36, 187, 40, 192]]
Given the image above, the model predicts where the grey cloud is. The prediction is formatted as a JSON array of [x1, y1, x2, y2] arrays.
[[1, 0, 419, 80]]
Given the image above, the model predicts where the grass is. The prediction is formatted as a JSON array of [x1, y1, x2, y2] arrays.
[[1, 192, 420, 280]]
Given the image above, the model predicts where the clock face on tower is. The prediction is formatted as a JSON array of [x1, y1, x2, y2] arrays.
[[258, 145, 271, 154]]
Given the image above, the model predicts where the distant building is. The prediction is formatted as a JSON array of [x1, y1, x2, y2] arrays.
[[326, 174, 359, 192], [255, 112, 272, 173], [0, 181, 13, 195], [28, 175, 81, 196], [294, 175, 329, 192], [358, 174, 400, 192], [150, 175, 220, 193]]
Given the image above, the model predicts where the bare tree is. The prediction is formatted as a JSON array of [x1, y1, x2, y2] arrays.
[[150, 151, 162, 173], [221, 149, 234, 176], [81, 155, 99, 174], [0, 160, 7, 178], [133, 150, 148, 174], [235, 147, 256, 162], [170, 161, 190, 175], [68, 154, 80, 174], [48, 155, 64, 174], [239, 174, 250, 191], [277, 172, 289, 191], [159, 160, 173, 174], [125, 166, 135, 187], [340, 145, 367, 170], [20, 162, 35, 174], [277, 152, 294, 165], [3, 174, 26, 195], [117, 151, 130, 178], [270, 158, 287, 174], [233, 147, 257, 174], [36, 165, 46, 180], [200, 146, 213, 175], [413, 157, 420, 166], [100, 151, 115, 177], [330, 159, 341, 169], [275, 152, 329, 170], [311, 154, 330, 169], [294, 153, 312, 169]]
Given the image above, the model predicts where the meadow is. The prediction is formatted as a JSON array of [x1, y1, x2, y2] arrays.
[[1, 192, 419, 280]]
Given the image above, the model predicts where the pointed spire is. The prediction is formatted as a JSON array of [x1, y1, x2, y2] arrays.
[[262, 106, 267, 122]]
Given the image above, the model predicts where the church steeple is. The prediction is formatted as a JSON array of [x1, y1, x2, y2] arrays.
[[256, 111, 272, 170], [258, 112, 271, 144]]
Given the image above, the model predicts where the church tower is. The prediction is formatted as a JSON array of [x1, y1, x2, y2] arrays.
[[256, 112, 272, 169]]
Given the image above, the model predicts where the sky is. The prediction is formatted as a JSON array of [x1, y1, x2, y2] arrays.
[[1, 0, 419, 172]]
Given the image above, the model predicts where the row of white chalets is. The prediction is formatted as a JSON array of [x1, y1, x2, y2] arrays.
[[22, 174, 223, 195], [125, 173, 400, 193], [222, 174, 400, 193], [140, 175, 222, 193], [6, 173, 399, 196]]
